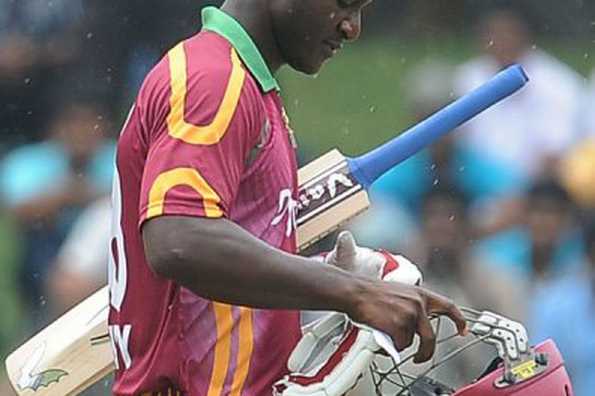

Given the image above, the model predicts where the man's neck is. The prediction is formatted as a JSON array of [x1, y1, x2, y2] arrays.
[[220, 0, 284, 73]]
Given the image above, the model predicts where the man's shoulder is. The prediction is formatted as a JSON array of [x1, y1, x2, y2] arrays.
[[137, 31, 261, 114], [145, 31, 246, 89]]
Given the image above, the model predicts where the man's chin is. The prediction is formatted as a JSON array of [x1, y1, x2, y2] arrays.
[[289, 58, 324, 76]]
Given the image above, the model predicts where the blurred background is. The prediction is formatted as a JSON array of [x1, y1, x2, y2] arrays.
[[0, 0, 594, 395]]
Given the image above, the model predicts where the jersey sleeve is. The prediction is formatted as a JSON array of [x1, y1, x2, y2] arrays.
[[138, 41, 266, 225]]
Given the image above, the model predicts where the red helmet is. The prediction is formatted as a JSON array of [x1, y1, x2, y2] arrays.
[[370, 309, 574, 396], [453, 339, 573, 396]]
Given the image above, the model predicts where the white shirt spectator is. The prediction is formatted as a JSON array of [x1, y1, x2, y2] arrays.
[[454, 49, 585, 179], [55, 196, 111, 281], [48, 196, 111, 315]]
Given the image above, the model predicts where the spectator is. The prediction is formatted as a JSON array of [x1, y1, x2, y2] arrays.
[[529, 215, 595, 396], [47, 196, 111, 316], [369, 59, 459, 215], [473, 178, 584, 320], [394, 186, 518, 385], [368, 58, 526, 221], [43, 195, 113, 396], [558, 138, 595, 211], [0, 101, 115, 329], [0, 0, 85, 145], [453, 9, 585, 190], [348, 60, 457, 251]]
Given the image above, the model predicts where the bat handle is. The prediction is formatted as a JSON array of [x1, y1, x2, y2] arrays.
[[348, 64, 529, 188]]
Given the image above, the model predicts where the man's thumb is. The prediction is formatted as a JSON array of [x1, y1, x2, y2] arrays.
[[334, 231, 357, 262]]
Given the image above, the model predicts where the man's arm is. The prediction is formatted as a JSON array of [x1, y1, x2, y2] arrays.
[[144, 216, 362, 311], [143, 216, 467, 363]]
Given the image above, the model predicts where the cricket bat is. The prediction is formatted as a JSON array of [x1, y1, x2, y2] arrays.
[[5, 64, 528, 396]]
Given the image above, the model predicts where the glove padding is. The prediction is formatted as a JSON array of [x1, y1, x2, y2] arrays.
[[273, 312, 378, 396], [276, 233, 423, 396], [326, 231, 422, 285]]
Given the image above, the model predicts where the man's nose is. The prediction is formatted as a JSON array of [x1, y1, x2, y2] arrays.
[[340, 13, 362, 41]]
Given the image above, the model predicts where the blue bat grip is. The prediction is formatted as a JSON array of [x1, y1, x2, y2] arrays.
[[347, 64, 529, 188]]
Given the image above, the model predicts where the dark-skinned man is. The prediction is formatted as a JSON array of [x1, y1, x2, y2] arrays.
[[107, 1, 467, 395]]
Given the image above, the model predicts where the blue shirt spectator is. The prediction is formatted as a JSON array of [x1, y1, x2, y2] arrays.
[[529, 271, 595, 396], [0, 102, 115, 328]]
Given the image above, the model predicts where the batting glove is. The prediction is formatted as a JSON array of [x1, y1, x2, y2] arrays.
[[325, 231, 423, 285]]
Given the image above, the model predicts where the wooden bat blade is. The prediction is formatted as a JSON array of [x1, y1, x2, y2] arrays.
[[5, 287, 113, 396], [296, 149, 369, 250]]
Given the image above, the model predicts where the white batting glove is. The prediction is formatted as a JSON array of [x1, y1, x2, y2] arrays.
[[326, 231, 423, 285]]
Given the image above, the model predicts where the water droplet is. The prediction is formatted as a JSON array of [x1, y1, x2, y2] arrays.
[[369, 106, 376, 113], [449, 215, 455, 221], [86, 32, 93, 39], [430, 163, 437, 170], [458, 166, 465, 172], [24, 77, 31, 84], [487, 40, 494, 48], [433, 179, 439, 186]]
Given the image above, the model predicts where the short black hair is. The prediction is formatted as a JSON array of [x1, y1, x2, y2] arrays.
[[527, 177, 572, 207], [422, 185, 469, 217]]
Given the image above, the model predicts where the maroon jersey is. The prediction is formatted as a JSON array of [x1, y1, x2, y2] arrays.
[[107, 7, 301, 396]]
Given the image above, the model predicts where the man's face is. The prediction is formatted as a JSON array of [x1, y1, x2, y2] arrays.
[[270, 0, 372, 74], [526, 198, 570, 248]]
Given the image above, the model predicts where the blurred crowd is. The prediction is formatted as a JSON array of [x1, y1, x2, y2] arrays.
[[349, 9, 595, 393], [0, 1, 594, 395]]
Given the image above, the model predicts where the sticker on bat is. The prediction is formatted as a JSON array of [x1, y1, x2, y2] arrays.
[[296, 163, 362, 225], [17, 343, 68, 391]]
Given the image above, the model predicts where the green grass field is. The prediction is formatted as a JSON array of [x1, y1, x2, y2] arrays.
[[278, 37, 594, 163]]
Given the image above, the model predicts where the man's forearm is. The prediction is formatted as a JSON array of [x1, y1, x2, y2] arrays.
[[142, 216, 365, 314]]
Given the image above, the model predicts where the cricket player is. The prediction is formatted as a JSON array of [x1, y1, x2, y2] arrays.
[[108, 1, 467, 395]]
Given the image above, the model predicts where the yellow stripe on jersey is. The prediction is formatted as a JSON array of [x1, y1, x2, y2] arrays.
[[230, 307, 254, 396], [207, 303, 234, 396], [167, 42, 246, 145], [147, 168, 223, 218]]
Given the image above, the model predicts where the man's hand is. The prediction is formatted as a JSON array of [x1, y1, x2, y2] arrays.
[[348, 280, 468, 363], [326, 231, 466, 363]]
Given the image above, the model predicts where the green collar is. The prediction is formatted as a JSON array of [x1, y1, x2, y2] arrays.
[[202, 7, 280, 92]]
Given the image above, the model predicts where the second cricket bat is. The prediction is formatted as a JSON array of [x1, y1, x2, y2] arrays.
[[5, 65, 528, 396]]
